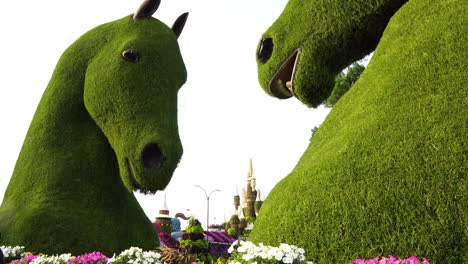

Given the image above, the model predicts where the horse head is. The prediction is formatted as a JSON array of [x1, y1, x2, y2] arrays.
[[83, 0, 188, 193], [256, 0, 407, 107]]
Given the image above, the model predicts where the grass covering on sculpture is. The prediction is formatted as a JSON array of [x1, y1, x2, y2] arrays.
[[0, 0, 189, 256], [249, 0, 466, 263]]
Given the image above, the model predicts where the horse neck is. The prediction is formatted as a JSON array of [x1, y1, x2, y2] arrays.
[[3, 43, 131, 206]]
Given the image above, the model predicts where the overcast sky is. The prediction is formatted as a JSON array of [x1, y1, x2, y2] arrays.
[[0, 0, 334, 228]]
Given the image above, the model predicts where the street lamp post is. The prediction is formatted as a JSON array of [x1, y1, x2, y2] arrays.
[[194, 185, 220, 230]]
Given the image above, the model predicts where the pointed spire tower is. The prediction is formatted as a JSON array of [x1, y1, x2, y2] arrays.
[[155, 192, 172, 234], [245, 159, 257, 218]]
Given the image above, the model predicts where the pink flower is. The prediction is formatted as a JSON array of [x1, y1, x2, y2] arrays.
[[353, 259, 366, 264], [351, 256, 431, 264], [366, 257, 379, 263]]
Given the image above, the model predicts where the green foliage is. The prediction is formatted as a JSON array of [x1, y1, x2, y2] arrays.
[[241, 229, 251, 238], [159, 223, 172, 234], [229, 215, 240, 224], [253, 202, 262, 210], [184, 225, 204, 234], [227, 228, 237, 236], [192, 253, 214, 264], [179, 239, 208, 249], [185, 217, 205, 234], [324, 62, 365, 107], [0, 11, 187, 256], [245, 216, 256, 223], [309, 126, 319, 142], [181, 217, 208, 256], [251, 0, 467, 263]]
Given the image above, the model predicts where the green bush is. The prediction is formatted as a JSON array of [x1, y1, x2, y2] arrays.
[[179, 239, 208, 249], [227, 228, 237, 236], [229, 215, 240, 224], [245, 216, 256, 223], [184, 225, 204, 234]]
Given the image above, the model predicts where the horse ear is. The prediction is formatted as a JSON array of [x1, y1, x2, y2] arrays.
[[172, 12, 189, 39], [133, 0, 161, 20]]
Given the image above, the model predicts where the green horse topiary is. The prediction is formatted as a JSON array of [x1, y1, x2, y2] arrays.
[[250, 0, 466, 263], [0, 0, 189, 256]]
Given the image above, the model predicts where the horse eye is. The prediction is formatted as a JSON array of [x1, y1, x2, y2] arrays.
[[122, 49, 139, 62]]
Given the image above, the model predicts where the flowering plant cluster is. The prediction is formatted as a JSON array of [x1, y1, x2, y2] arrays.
[[7, 251, 108, 264], [107, 247, 162, 264], [349, 255, 430, 264], [227, 241, 312, 264], [1, 246, 27, 260], [13, 253, 73, 264], [1, 247, 162, 264], [70, 252, 109, 264]]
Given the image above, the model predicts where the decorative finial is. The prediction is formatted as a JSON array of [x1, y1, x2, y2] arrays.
[[162, 192, 168, 211], [247, 158, 254, 179]]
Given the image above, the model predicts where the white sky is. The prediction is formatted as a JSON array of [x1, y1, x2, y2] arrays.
[[0, 0, 333, 229]]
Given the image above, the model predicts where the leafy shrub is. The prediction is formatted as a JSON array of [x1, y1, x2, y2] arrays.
[[185, 225, 205, 234], [245, 216, 256, 224], [229, 215, 240, 224], [159, 246, 194, 264], [179, 239, 208, 249], [227, 228, 237, 236]]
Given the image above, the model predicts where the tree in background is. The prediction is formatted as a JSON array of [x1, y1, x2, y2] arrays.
[[324, 62, 365, 107]]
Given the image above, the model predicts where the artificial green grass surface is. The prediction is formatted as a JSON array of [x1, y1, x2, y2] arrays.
[[0, 14, 187, 255], [250, 0, 467, 263]]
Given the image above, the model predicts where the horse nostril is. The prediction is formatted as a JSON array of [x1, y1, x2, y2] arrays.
[[258, 37, 274, 64], [142, 143, 165, 169]]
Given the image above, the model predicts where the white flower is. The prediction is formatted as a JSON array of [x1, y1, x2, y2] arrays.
[[1, 245, 26, 259], [237, 246, 247, 253], [279, 243, 292, 253], [274, 251, 284, 261], [259, 251, 269, 259], [282, 255, 294, 264], [242, 253, 254, 261]]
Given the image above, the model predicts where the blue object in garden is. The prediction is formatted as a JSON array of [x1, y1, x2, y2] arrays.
[[171, 213, 189, 240], [170, 218, 183, 239]]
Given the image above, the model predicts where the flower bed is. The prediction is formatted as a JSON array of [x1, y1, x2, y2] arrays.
[[348, 256, 431, 264], [0, 244, 431, 264], [0, 247, 162, 264]]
